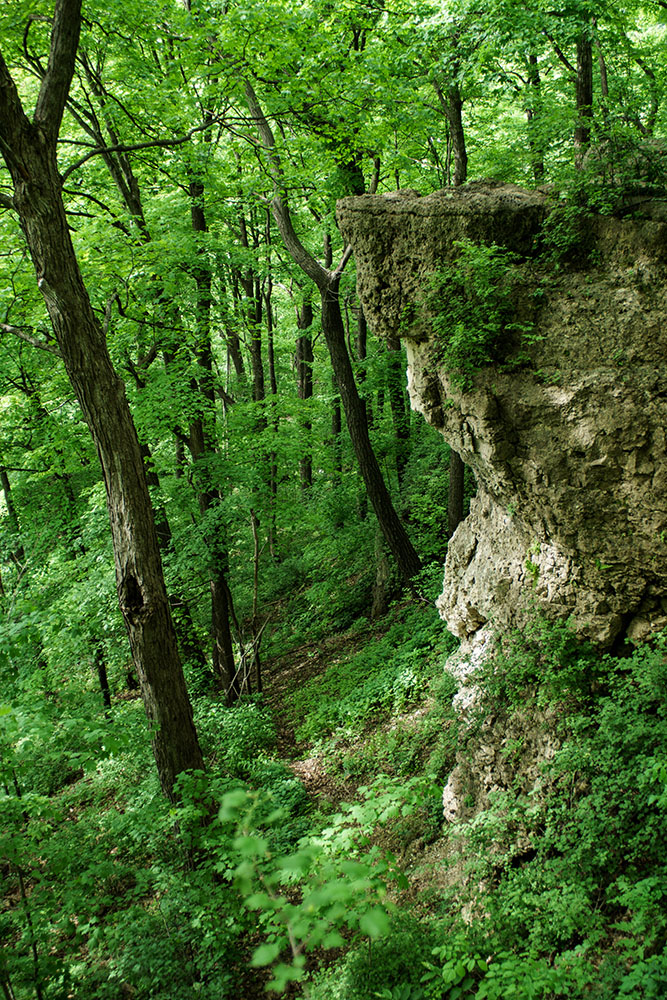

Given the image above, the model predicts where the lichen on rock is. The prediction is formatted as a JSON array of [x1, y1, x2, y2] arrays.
[[337, 182, 667, 648]]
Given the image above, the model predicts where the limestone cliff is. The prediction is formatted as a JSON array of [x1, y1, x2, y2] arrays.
[[337, 183, 667, 648]]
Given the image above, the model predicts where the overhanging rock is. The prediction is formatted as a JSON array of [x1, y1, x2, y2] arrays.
[[337, 183, 667, 647]]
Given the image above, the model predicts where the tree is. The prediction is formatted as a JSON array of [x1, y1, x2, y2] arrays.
[[244, 80, 422, 582], [0, 0, 203, 800]]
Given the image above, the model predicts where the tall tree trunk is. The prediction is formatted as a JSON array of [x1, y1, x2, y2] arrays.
[[94, 645, 112, 713], [71, 63, 229, 690], [189, 177, 239, 701], [140, 443, 208, 675], [0, 4, 204, 800], [434, 77, 467, 187], [526, 54, 545, 182], [575, 30, 594, 161], [296, 299, 314, 490], [264, 274, 279, 555], [331, 376, 343, 489], [245, 80, 421, 581]]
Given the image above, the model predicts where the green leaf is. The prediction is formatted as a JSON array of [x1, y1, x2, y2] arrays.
[[359, 905, 390, 939], [251, 942, 281, 967]]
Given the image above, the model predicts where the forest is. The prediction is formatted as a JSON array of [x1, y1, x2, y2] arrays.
[[1, 0, 667, 997]]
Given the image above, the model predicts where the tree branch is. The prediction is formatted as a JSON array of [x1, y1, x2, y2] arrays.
[[60, 117, 226, 181], [544, 31, 577, 76], [0, 49, 31, 156], [0, 323, 62, 357], [34, 0, 83, 143], [243, 80, 330, 291]]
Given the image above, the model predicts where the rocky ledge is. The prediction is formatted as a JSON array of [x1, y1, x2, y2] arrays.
[[337, 183, 667, 647]]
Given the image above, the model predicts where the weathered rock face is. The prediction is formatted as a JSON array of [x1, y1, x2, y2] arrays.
[[337, 183, 667, 647]]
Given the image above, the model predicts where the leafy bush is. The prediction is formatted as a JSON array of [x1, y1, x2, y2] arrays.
[[427, 240, 536, 391], [436, 625, 667, 998], [194, 694, 276, 772], [309, 914, 437, 1000]]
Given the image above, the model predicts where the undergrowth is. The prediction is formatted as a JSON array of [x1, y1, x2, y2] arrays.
[[310, 621, 667, 1000], [287, 603, 457, 746], [4, 600, 667, 1000]]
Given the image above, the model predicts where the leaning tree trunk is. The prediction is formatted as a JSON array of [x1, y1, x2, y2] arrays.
[[244, 79, 421, 582], [321, 283, 422, 580], [0, 9, 203, 800]]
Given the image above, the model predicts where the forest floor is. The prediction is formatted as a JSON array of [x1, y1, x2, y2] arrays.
[[264, 628, 370, 802], [253, 602, 457, 995]]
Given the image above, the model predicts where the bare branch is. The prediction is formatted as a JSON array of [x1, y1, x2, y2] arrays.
[[60, 117, 226, 181], [544, 32, 577, 76], [0, 323, 62, 357], [331, 244, 354, 280]]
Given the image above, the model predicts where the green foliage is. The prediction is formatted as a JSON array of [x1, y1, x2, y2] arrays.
[[1, 1, 667, 997], [289, 605, 456, 743], [480, 614, 601, 707], [427, 240, 536, 391], [431, 625, 667, 999], [214, 779, 420, 992], [537, 203, 596, 266], [309, 914, 437, 1000], [194, 695, 277, 771]]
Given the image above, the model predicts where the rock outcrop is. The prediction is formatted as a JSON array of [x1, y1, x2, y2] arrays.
[[337, 183, 667, 648]]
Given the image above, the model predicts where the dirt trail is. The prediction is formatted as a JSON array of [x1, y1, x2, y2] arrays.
[[262, 629, 362, 806]]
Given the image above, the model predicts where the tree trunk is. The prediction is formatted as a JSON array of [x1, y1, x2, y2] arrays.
[[296, 300, 314, 490], [187, 418, 239, 702], [526, 54, 545, 182], [188, 177, 239, 701], [575, 31, 594, 160], [331, 377, 343, 489], [264, 274, 279, 557], [434, 77, 468, 188], [0, 11, 204, 800], [94, 646, 112, 713], [140, 443, 208, 675], [321, 283, 421, 581], [244, 80, 421, 581]]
